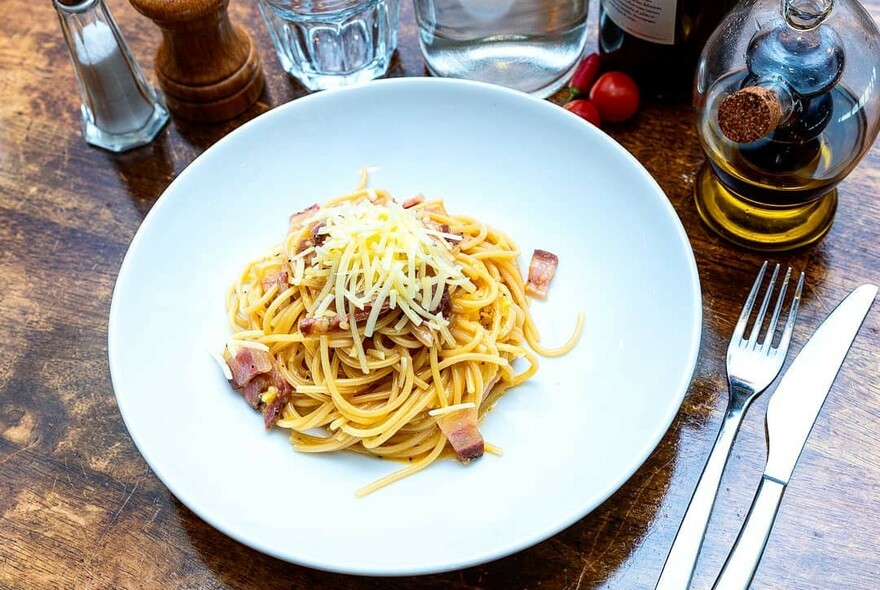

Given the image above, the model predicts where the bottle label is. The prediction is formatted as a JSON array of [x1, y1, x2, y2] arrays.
[[603, 0, 677, 45]]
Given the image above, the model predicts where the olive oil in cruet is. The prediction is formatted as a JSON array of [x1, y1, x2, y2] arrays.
[[692, 0, 880, 251]]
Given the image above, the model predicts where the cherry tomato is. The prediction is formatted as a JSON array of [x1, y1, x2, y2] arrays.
[[568, 53, 601, 100], [589, 71, 640, 123], [564, 99, 601, 127]]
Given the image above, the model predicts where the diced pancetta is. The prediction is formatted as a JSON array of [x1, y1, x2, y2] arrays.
[[298, 301, 392, 335], [435, 406, 484, 462], [289, 203, 319, 231], [224, 347, 292, 428], [260, 271, 289, 294], [402, 194, 425, 209], [225, 347, 272, 388], [434, 288, 451, 318], [299, 316, 337, 335], [260, 373, 292, 429], [524, 249, 558, 299]]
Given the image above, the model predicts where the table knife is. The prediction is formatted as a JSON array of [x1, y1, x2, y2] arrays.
[[712, 283, 878, 590]]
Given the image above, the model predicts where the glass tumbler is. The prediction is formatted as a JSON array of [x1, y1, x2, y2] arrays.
[[257, 0, 400, 92], [413, 0, 589, 97]]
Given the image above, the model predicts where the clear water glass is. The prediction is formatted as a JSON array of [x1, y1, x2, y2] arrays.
[[257, 0, 400, 92], [413, 0, 589, 97]]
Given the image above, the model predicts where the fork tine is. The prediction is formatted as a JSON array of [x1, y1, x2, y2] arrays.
[[774, 271, 805, 356], [732, 261, 768, 343], [760, 267, 792, 353], [746, 263, 781, 349]]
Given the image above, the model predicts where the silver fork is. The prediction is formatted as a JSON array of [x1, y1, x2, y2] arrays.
[[654, 261, 805, 590]]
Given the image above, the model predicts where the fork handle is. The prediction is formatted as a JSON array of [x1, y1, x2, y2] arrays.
[[711, 476, 786, 590], [655, 408, 746, 590]]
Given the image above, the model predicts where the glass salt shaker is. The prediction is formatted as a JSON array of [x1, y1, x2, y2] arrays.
[[54, 0, 169, 152]]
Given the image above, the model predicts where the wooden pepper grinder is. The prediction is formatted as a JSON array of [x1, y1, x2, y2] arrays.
[[129, 0, 265, 122]]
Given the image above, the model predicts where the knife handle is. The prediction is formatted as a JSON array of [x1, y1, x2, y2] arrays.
[[712, 476, 786, 590]]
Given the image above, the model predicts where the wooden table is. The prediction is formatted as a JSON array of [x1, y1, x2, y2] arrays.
[[2, 1, 879, 588]]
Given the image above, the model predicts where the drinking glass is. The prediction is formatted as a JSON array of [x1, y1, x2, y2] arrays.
[[257, 0, 400, 92], [412, 0, 589, 97]]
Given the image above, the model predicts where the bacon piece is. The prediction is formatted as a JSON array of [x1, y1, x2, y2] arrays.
[[299, 316, 337, 335], [225, 347, 273, 389], [293, 221, 327, 265], [225, 349, 292, 428], [524, 249, 559, 300], [434, 288, 451, 318], [235, 367, 292, 428], [260, 371, 292, 429], [289, 203, 319, 232], [297, 221, 326, 250], [422, 218, 460, 246], [299, 301, 393, 335], [355, 301, 391, 323], [435, 223, 464, 247], [260, 270, 289, 294], [309, 221, 326, 244], [240, 375, 268, 409], [435, 407, 484, 463], [402, 194, 425, 209]]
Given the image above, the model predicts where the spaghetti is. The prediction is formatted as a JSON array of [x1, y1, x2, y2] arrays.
[[221, 176, 582, 496]]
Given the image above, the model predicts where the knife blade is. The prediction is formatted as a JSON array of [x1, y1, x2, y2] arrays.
[[712, 283, 878, 590]]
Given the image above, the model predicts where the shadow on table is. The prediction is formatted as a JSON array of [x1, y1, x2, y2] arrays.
[[108, 134, 176, 219], [107, 83, 277, 219]]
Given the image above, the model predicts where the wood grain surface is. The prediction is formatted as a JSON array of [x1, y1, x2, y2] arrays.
[[2, 1, 879, 589]]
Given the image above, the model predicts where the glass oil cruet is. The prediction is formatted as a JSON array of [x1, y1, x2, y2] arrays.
[[693, 0, 880, 251]]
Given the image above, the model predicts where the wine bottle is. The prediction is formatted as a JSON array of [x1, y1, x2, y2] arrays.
[[599, 0, 738, 101]]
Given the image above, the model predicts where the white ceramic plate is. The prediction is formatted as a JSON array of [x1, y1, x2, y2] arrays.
[[109, 78, 701, 576]]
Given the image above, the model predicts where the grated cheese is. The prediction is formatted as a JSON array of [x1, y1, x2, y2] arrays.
[[210, 350, 233, 380], [291, 199, 474, 338], [428, 402, 476, 417]]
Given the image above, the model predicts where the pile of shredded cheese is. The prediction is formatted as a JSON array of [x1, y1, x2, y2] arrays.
[[290, 198, 476, 339]]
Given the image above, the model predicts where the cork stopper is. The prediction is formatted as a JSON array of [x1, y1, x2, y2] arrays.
[[55, 0, 95, 7], [717, 86, 783, 143]]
